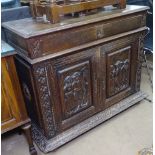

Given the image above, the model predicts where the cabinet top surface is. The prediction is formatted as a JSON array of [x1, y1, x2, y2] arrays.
[[1, 40, 16, 58], [2, 5, 148, 38]]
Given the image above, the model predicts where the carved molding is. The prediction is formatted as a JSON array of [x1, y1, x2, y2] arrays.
[[33, 64, 56, 138]]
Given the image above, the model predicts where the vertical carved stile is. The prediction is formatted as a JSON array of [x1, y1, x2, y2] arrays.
[[33, 64, 56, 138], [136, 33, 145, 91], [101, 49, 106, 91]]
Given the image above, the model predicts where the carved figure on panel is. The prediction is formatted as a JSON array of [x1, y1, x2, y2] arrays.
[[63, 66, 91, 118], [109, 59, 130, 96]]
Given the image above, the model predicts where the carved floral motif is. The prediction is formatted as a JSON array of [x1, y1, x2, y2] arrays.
[[29, 39, 42, 58], [33, 64, 56, 138], [109, 59, 130, 96], [63, 66, 91, 118], [96, 25, 104, 38]]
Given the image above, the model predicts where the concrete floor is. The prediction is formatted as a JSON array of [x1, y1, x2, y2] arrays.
[[2, 67, 153, 155]]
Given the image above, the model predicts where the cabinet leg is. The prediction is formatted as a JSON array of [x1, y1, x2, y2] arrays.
[[22, 123, 37, 155]]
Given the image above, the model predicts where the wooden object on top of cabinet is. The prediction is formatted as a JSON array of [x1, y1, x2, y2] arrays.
[[30, 0, 126, 24], [2, 5, 149, 153], [1, 41, 37, 155]]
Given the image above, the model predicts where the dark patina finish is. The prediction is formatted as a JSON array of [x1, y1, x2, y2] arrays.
[[2, 5, 149, 153]]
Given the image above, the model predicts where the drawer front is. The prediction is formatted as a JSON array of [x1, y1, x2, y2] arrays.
[[27, 13, 146, 58], [100, 33, 142, 109]]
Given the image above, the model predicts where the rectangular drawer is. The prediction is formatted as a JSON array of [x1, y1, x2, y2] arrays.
[[27, 13, 146, 58]]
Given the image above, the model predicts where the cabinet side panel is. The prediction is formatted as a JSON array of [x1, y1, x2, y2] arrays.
[[15, 56, 43, 130]]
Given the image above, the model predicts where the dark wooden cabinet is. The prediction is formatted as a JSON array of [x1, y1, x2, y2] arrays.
[[2, 5, 149, 153]]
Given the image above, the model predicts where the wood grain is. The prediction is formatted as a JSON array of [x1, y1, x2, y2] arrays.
[[1, 55, 37, 155], [3, 5, 148, 153]]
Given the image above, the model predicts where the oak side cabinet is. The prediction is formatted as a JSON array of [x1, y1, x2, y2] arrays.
[[2, 5, 149, 153], [1, 41, 37, 155]]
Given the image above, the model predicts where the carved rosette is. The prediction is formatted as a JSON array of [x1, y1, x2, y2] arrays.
[[33, 64, 56, 138]]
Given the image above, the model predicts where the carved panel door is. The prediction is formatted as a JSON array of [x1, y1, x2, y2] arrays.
[[51, 47, 101, 131], [100, 34, 141, 109]]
